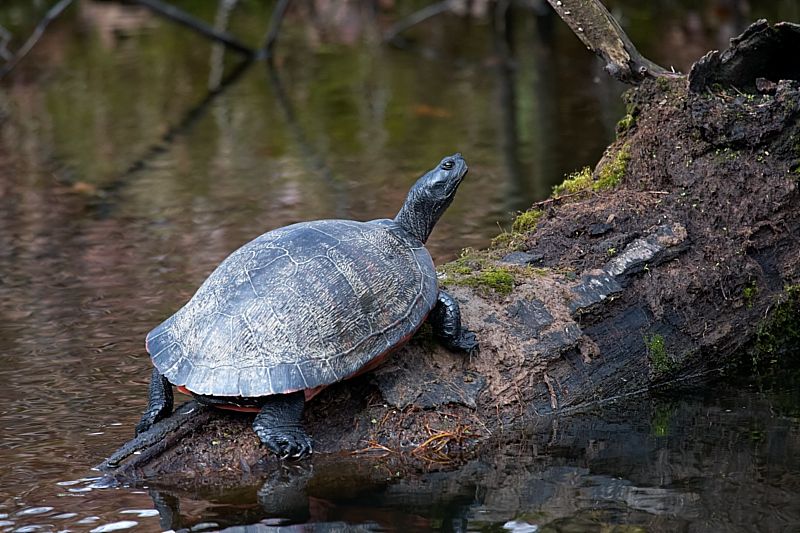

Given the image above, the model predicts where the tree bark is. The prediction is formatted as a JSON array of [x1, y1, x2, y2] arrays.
[[100, 21, 800, 485], [544, 0, 678, 83]]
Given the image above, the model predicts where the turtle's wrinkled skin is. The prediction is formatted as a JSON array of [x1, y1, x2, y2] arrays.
[[137, 153, 478, 459]]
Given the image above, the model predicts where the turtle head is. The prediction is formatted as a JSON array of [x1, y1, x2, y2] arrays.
[[394, 153, 468, 243]]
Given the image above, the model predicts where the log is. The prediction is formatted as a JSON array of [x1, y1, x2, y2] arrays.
[[100, 21, 800, 485]]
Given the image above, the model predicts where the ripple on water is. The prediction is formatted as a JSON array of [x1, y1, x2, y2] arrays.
[[14, 507, 53, 517], [89, 520, 139, 532], [120, 509, 159, 518], [52, 513, 78, 519]]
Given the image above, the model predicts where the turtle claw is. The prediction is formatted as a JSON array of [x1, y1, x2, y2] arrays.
[[256, 426, 313, 460]]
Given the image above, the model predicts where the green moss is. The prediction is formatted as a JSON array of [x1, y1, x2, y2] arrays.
[[553, 166, 592, 196], [440, 251, 515, 296], [439, 249, 486, 277], [460, 267, 515, 295], [490, 209, 544, 251], [490, 231, 524, 251], [552, 144, 630, 197], [512, 209, 544, 233], [743, 282, 758, 309], [646, 333, 674, 374], [616, 113, 636, 135], [595, 143, 631, 190]]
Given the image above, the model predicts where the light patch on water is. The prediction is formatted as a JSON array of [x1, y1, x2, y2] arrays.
[[0, 520, 14, 527], [88, 478, 117, 489], [503, 520, 539, 533], [55, 480, 81, 486], [189, 523, 220, 531], [52, 513, 78, 519], [120, 509, 159, 518], [76, 516, 100, 524], [67, 487, 93, 493], [14, 507, 53, 516], [89, 520, 139, 532], [14, 525, 43, 532]]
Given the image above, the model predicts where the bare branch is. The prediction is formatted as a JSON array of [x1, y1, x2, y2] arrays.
[[0, 0, 74, 81], [545, 0, 679, 84]]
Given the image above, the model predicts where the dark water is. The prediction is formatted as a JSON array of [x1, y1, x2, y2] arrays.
[[0, 1, 799, 531]]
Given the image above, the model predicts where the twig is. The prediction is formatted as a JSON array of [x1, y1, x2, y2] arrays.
[[258, 0, 291, 60], [531, 190, 588, 208], [132, 0, 254, 57], [0, 0, 74, 80], [383, 0, 453, 44], [350, 440, 395, 455]]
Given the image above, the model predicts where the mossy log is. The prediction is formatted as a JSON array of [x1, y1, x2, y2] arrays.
[[101, 21, 800, 485]]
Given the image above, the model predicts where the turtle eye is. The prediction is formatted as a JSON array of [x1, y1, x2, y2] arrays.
[[441, 160, 455, 170]]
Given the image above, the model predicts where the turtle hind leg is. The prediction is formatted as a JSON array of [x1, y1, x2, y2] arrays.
[[253, 390, 312, 459], [430, 290, 479, 356], [135, 368, 174, 436]]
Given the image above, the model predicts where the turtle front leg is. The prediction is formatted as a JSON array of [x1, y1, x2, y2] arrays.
[[430, 290, 479, 355], [135, 368, 174, 435], [253, 391, 313, 459]]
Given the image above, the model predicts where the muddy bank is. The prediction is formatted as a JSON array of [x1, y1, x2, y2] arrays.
[[102, 22, 800, 484]]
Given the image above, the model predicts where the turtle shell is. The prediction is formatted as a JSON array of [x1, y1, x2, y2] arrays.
[[145, 219, 438, 397]]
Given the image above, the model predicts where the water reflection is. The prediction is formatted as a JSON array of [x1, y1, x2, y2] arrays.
[[0, 0, 798, 531], [100, 381, 797, 532]]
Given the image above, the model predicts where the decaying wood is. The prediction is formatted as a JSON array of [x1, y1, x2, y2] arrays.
[[544, 0, 678, 84], [101, 21, 800, 484], [689, 19, 800, 93]]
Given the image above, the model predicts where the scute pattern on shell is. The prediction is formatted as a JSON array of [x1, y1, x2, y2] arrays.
[[146, 219, 438, 397]]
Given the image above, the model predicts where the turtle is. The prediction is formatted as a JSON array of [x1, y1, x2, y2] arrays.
[[136, 153, 478, 459]]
